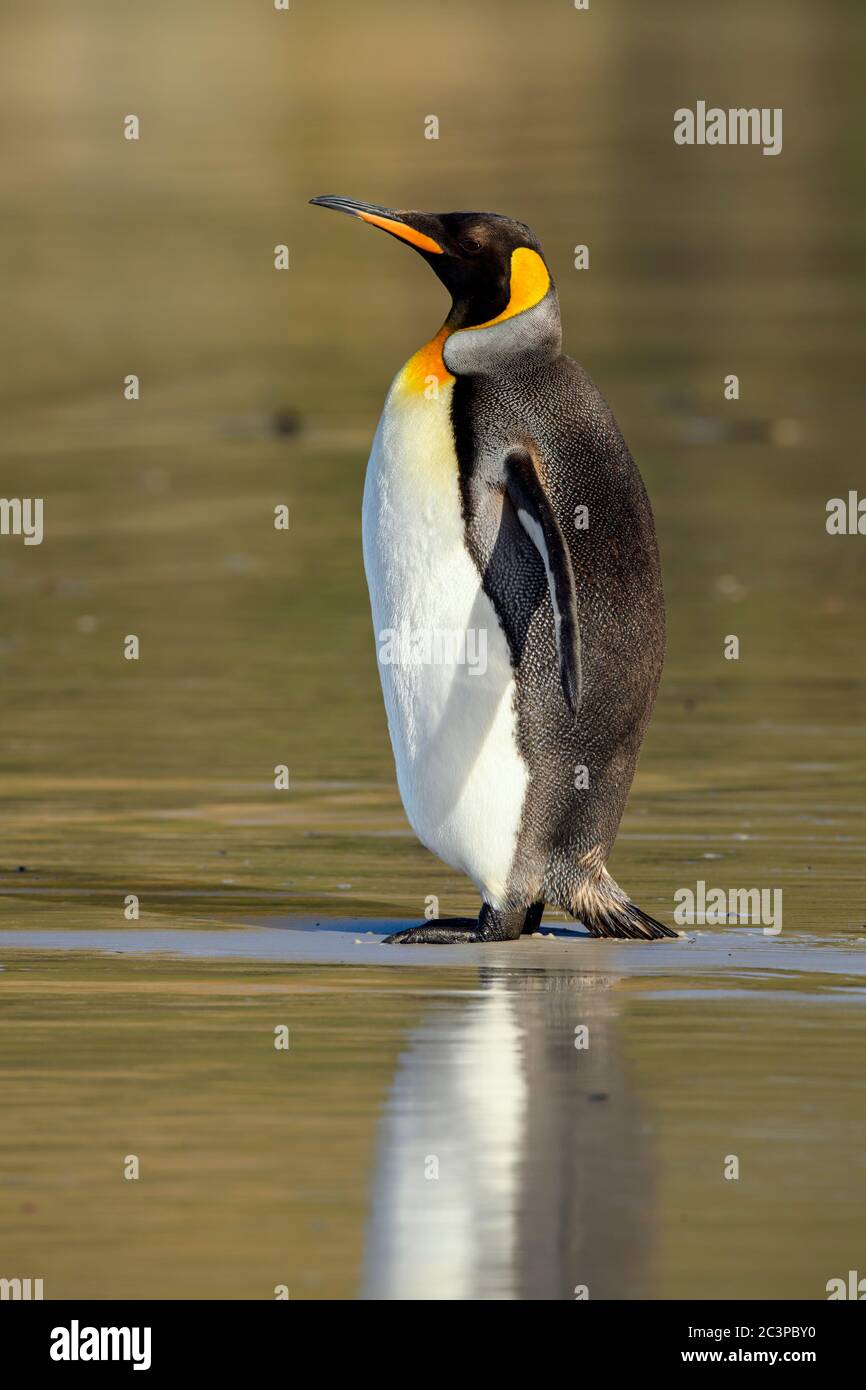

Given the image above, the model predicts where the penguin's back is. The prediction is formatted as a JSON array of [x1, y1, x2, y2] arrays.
[[450, 354, 666, 906]]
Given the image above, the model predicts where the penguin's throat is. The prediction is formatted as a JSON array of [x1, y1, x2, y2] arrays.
[[396, 248, 561, 394], [442, 295, 561, 378], [397, 327, 455, 395], [397, 304, 561, 396], [442, 248, 561, 374]]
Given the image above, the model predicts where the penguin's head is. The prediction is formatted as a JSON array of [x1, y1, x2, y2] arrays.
[[310, 196, 556, 335]]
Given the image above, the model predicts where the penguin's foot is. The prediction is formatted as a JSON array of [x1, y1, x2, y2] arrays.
[[383, 919, 483, 944], [383, 903, 528, 945], [521, 901, 545, 934]]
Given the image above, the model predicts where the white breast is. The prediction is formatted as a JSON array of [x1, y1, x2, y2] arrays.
[[362, 368, 528, 908]]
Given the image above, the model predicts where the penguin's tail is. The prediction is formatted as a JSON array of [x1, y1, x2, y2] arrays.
[[581, 896, 679, 941], [568, 853, 679, 941]]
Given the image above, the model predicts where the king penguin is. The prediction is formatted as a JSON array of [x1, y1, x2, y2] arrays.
[[310, 195, 676, 944]]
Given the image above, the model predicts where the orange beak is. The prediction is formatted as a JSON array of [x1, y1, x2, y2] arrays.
[[310, 195, 444, 255]]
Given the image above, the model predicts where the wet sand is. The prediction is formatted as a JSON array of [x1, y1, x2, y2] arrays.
[[1, 918, 865, 981]]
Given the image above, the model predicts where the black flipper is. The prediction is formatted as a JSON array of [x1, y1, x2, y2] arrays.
[[504, 448, 582, 714]]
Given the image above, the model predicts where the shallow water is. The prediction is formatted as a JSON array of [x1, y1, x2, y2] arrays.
[[2, 925, 865, 1299], [1, 0, 865, 1298]]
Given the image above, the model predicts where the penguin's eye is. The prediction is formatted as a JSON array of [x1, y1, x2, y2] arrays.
[[456, 236, 484, 256]]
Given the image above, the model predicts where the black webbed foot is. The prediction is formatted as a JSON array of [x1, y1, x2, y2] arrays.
[[383, 903, 533, 945], [383, 919, 484, 944]]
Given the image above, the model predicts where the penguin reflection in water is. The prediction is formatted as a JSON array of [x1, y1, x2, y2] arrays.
[[311, 196, 676, 944]]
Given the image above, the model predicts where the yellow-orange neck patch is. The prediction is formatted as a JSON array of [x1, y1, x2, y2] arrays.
[[397, 327, 455, 395]]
